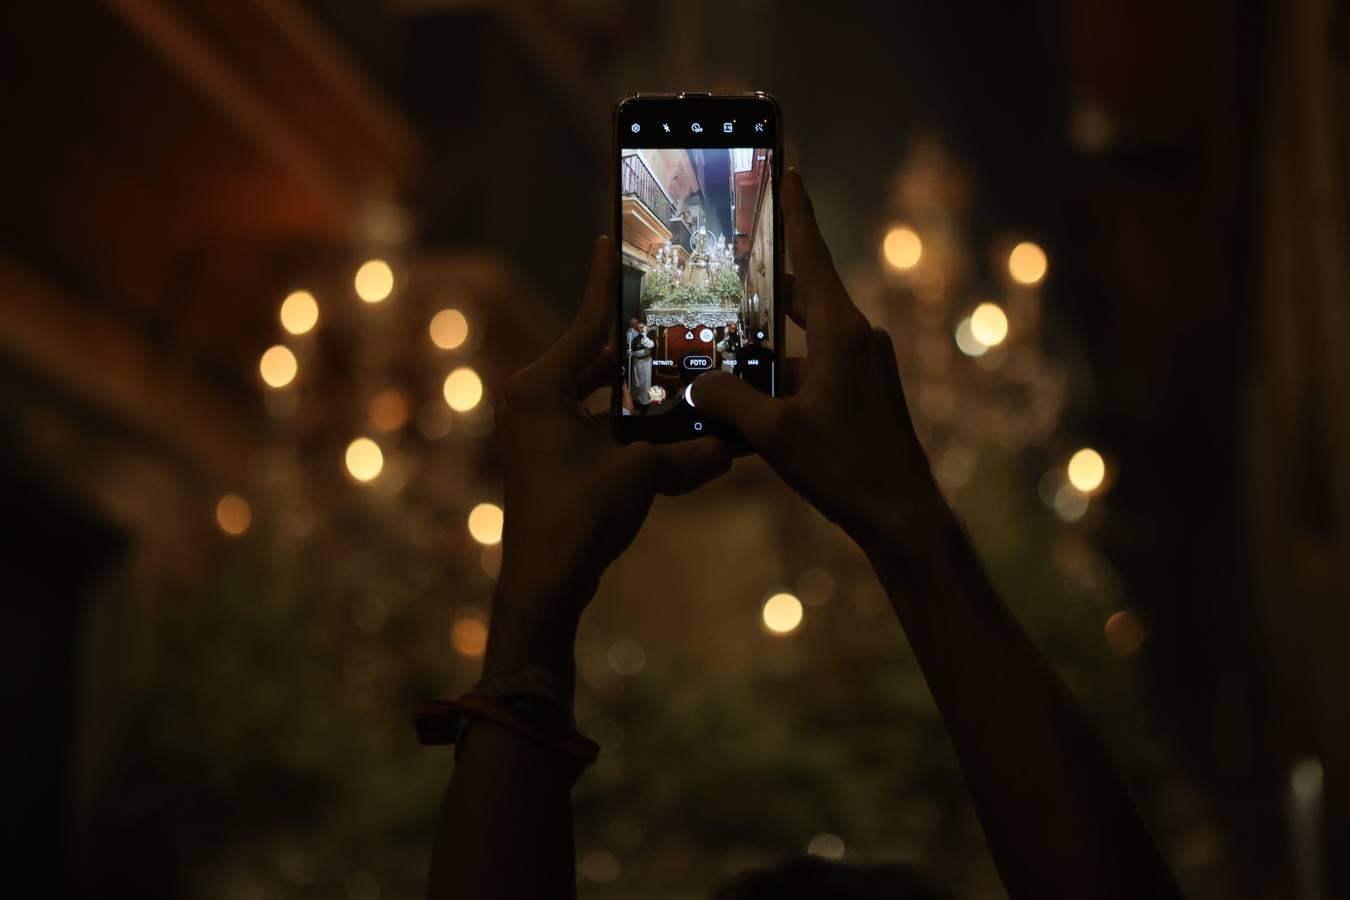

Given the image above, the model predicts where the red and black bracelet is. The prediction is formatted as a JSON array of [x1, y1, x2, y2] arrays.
[[414, 693, 599, 779]]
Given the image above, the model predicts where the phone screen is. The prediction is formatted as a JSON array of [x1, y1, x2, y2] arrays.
[[613, 94, 781, 443]]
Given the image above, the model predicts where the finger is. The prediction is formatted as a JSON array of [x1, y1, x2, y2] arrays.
[[628, 438, 732, 497], [691, 370, 787, 449], [534, 236, 616, 380], [869, 327, 900, 377], [783, 169, 843, 301], [783, 169, 869, 345], [868, 328, 909, 408], [576, 346, 617, 396], [867, 329, 923, 440], [784, 273, 807, 328], [783, 355, 807, 395]]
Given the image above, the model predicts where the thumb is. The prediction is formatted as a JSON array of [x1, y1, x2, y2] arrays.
[[692, 371, 787, 449], [621, 437, 731, 497], [651, 437, 732, 496]]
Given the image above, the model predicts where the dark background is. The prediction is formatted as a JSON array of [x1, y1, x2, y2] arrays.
[[0, 2, 1343, 899]]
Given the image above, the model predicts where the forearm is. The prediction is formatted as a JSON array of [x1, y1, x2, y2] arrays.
[[428, 571, 586, 900], [857, 503, 1181, 900], [429, 722, 577, 900]]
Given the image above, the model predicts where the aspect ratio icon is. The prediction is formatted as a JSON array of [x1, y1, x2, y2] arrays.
[[690, 122, 703, 133], [722, 122, 733, 133]]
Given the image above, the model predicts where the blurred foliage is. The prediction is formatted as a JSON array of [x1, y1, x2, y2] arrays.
[[90, 443, 1172, 900]]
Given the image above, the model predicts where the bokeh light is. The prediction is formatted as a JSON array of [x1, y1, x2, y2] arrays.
[[1008, 241, 1048, 285], [1067, 447, 1107, 493], [415, 401, 454, 440], [807, 833, 846, 860], [277, 850, 317, 886], [215, 494, 252, 536], [368, 388, 409, 432], [1290, 757, 1325, 805], [1104, 610, 1146, 657], [607, 639, 647, 675], [579, 850, 620, 883], [1038, 469, 1065, 509], [479, 543, 502, 578], [443, 367, 483, 412], [587, 717, 626, 752], [344, 437, 384, 482], [351, 595, 388, 633], [451, 608, 489, 658], [354, 259, 394, 303], [259, 344, 298, 388], [969, 302, 1009, 346], [1053, 485, 1089, 522], [579, 653, 624, 698], [279, 290, 319, 335], [953, 317, 989, 357], [796, 568, 835, 607], [343, 871, 380, 900], [609, 815, 645, 847], [762, 592, 803, 635], [853, 582, 889, 615], [467, 502, 504, 545], [882, 225, 922, 270], [430, 308, 469, 350]]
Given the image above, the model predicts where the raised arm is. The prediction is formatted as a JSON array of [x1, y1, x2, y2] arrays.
[[428, 238, 730, 900], [694, 170, 1182, 900]]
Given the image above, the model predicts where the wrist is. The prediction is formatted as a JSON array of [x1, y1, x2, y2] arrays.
[[852, 481, 965, 570], [481, 565, 590, 702], [497, 518, 606, 606]]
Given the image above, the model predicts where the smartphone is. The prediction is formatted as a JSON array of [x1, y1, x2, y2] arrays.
[[612, 92, 783, 445]]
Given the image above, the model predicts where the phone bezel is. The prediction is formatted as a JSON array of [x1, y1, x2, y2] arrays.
[[611, 92, 785, 446]]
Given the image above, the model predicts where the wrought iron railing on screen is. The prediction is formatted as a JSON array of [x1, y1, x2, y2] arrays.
[[621, 153, 677, 230]]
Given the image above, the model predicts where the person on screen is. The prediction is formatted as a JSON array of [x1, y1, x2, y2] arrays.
[[628, 318, 655, 414], [426, 175, 1184, 900], [739, 328, 774, 394], [621, 317, 643, 412], [716, 321, 742, 375], [625, 316, 642, 354]]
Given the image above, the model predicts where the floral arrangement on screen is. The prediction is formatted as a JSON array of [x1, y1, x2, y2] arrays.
[[641, 264, 742, 308]]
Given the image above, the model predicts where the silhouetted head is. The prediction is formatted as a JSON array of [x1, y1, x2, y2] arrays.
[[711, 857, 951, 900]]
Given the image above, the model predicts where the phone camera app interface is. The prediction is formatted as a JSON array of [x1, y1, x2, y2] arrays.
[[619, 146, 774, 416]]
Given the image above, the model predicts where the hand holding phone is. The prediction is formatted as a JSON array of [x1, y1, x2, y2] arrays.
[[612, 93, 783, 445], [690, 169, 947, 552], [491, 238, 731, 629]]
